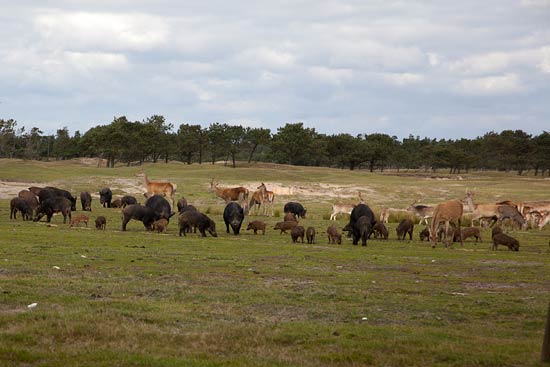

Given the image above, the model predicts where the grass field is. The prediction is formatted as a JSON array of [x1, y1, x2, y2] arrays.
[[1, 159, 549, 366]]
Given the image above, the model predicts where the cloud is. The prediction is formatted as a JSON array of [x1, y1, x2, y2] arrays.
[[456, 74, 525, 95], [0, 1, 549, 140], [34, 11, 170, 52]]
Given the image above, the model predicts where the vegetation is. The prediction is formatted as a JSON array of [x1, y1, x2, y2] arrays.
[[0, 160, 549, 366], [1, 118, 549, 175]]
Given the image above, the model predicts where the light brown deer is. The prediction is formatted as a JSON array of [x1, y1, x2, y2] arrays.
[[463, 192, 501, 227], [429, 199, 463, 248], [518, 201, 550, 217], [249, 183, 274, 216], [209, 179, 249, 204], [136, 172, 177, 209], [406, 200, 434, 225], [539, 212, 550, 230]]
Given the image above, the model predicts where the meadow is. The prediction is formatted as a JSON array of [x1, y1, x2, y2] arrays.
[[1, 159, 549, 366]]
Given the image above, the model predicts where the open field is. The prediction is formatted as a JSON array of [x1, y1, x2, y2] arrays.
[[1, 159, 550, 366]]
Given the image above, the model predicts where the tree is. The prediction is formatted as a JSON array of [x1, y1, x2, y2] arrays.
[[363, 133, 398, 172], [271, 123, 317, 165], [207, 123, 231, 164], [177, 124, 202, 164], [244, 127, 271, 163], [0, 119, 18, 158], [226, 125, 246, 168]]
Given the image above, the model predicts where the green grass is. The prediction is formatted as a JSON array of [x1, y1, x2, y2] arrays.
[[1, 159, 549, 366]]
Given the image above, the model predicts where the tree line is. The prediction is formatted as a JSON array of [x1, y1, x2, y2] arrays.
[[1, 116, 549, 175]]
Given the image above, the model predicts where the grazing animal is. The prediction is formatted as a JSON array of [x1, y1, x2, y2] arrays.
[[539, 212, 550, 230], [353, 216, 373, 246], [291, 226, 305, 243], [137, 172, 177, 209], [463, 192, 503, 227], [178, 211, 217, 237], [348, 204, 376, 246], [110, 199, 123, 208], [10, 197, 33, 220], [419, 227, 430, 241], [246, 221, 266, 235], [121, 204, 159, 231], [39, 187, 77, 211], [176, 197, 188, 213], [327, 225, 342, 244], [330, 203, 355, 221], [209, 179, 248, 204], [18, 190, 39, 213], [372, 222, 388, 239], [223, 202, 245, 235], [517, 201, 550, 218], [145, 195, 175, 222], [283, 212, 298, 222], [95, 216, 106, 230], [28, 186, 42, 196], [306, 227, 316, 244], [495, 205, 526, 229], [396, 219, 414, 240], [34, 197, 72, 224], [80, 192, 92, 211], [70, 214, 89, 227], [273, 221, 298, 234], [121, 195, 138, 208], [99, 188, 113, 208], [455, 227, 482, 243], [491, 226, 519, 251], [152, 218, 169, 233], [406, 201, 434, 225], [379, 208, 411, 224], [283, 202, 307, 218], [429, 199, 463, 248]]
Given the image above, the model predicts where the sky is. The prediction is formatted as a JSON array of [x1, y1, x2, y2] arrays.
[[0, 0, 549, 139]]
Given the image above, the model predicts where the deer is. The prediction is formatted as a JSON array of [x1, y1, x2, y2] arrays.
[[429, 199, 463, 248], [330, 203, 355, 220], [406, 200, 434, 225], [463, 191, 502, 227], [136, 172, 176, 209], [539, 212, 550, 230], [517, 201, 550, 217], [330, 192, 365, 221], [209, 179, 249, 205], [255, 183, 275, 216]]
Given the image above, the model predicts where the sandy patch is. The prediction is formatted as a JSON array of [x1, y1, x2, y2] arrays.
[[215, 181, 378, 202]]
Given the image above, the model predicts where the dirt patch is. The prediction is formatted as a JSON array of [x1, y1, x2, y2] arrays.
[[0, 180, 38, 199], [219, 181, 378, 201]]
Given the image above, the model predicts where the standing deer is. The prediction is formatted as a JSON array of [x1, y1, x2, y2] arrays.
[[330, 204, 355, 220], [136, 172, 176, 209], [406, 200, 434, 225], [463, 192, 502, 227], [429, 199, 463, 248], [209, 179, 249, 205], [249, 183, 275, 216]]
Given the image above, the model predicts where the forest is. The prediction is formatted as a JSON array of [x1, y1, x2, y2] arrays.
[[1, 116, 549, 175]]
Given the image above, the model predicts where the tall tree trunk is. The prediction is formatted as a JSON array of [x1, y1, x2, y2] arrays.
[[248, 143, 258, 163]]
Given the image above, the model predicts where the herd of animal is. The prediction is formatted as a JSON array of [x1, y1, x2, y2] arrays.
[[6, 173, 549, 252]]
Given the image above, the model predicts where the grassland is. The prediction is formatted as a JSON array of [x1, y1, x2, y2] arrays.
[[1, 159, 549, 366]]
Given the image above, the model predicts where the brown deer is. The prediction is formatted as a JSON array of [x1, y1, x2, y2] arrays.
[[463, 192, 502, 227], [209, 179, 249, 204], [406, 200, 434, 225], [136, 172, 176, 209], [248, 183, 273, 216], [330, 203, 355, 220], [429, 199, 463, 248]]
